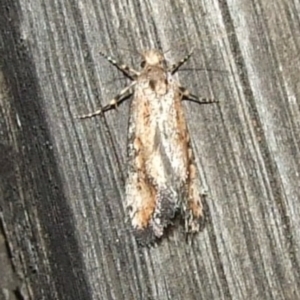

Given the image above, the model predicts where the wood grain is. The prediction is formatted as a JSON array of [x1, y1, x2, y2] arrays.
[[0, 0, 300, 299]]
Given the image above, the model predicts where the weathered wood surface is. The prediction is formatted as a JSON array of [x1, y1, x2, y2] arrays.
[[0, 0, 300, 299]]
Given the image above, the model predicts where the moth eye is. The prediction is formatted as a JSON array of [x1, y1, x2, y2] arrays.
[[140, 61, 146, 68]]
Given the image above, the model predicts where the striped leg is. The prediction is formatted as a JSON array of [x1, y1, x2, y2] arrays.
[[100, 51, 140, 80], [179, 86, 218, 104], [78, 82, 136, 119], [168, 47, 195, 74]]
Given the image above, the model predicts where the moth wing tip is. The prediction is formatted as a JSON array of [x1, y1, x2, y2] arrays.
[[133, 226, 159, 247]]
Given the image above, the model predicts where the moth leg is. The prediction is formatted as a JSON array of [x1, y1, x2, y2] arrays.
[[168, 47, 194, 74], [100, 51, 140, 80], [179, 86, 218, 104], [78, 82, 136, 119]]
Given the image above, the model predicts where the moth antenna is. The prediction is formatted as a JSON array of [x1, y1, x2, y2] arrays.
[[117, 46, 140, 56]]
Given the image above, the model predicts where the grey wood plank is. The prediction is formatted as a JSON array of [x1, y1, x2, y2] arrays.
[[0, 0, 299, 299]]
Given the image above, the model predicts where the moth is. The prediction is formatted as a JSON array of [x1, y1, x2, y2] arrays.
[[79, 47, 218, 245]]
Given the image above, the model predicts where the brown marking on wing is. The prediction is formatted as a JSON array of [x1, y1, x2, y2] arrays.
[[141, 100, 151, 126], [188, 163, 203, 219], [174, 89, 189, 158], [133, 92, 156, 160], [131, 135, 156, 229], [134, 181, 156, 228]]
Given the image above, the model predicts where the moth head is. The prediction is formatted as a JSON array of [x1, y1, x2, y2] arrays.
[[140, 50, 166, 68]]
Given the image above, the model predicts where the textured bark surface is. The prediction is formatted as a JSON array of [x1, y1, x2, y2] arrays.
[[0, 0, 300, 299]]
